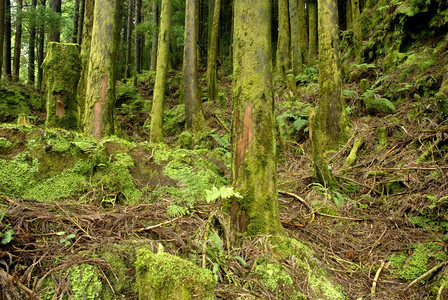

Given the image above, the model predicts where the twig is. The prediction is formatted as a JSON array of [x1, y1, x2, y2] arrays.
[[368, 227, 387, 256], [212, 113, 230, 132], [381, 166, 448, 171], [279, 191, 315, 224], [437, 285, 445, 300], [371, 261, 386, 295], [134, 217, 180, 232], [0, 269, 42, 300], [404, 261, 448, 291], [315, 212, 363, 221]]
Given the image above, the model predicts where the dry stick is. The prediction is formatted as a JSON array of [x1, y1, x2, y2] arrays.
[[371, 261, 386, 295], [404, 261, 448, 291], [134, 217, 180, 232], [368, 227, 388, 256], [0, 270, 42, 300], [437, 285, 445, 300]]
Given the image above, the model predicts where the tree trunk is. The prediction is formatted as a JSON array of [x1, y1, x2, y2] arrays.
[[28, 0, 37, 84], [134, 0, 142, 74], [317, 0, 350, 149], [4, 0, 11, 79], [37, 0, 46, 89], [125, 0, 133, 78], [13, 0, 23, 82], [78, 0, 86, 44], [276, 0, 290, 75], [49, 0, 61, 42], [43, 43, 81, 130], [0, 0, 5, 80], [183, 0, 205, 133], [83, 0, 121, 139], [298, 0, 308, 65], [77, 0, 94, 130], [345, 0, 352, 29], [308, 0, 318, 63], [206, 0, 220, 103], [289, 0, 302, 75], [149, 0, 171, 143], [231, 0, 283, 235], [351, 0, 362, 61], [150, 1, 158, 71], [73, 0, 80, 43]]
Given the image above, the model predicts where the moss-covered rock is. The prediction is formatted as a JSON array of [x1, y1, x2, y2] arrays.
[[136, 248, 216, 300]]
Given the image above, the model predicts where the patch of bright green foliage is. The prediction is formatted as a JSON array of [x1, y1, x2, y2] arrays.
[[0, 137, 12, 148]]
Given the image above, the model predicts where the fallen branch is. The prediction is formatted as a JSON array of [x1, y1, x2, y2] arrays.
[[134, 217, 180, 232], [371, 261, 386, 295], [279, 191, 315, 224], [404, 261, 448, 291], [0, 269, 42, 300]]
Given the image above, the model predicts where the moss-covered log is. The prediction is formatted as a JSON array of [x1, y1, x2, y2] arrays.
[[206, 0, 220, 103], [136, 248, 215, 300], [308, 0, 318, 63], [231, 0, 283, 235], [276, 0, 290, 75], [150, 0, 171, 143], [83, 0, 121, 139], [43, 42, 81, 130], [183, 0, 205, 133], [318, 0, 351, 149]]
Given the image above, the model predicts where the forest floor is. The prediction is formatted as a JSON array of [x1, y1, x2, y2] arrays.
[[1, 67, 448, 300]]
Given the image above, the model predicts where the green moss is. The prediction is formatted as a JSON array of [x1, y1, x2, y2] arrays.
[[344, 138, 363, 167], [136, 248, 215, 300], [253, 259, 293, 293], [365, 98, 396, 114], [178, 131, 193, 149], [44, 130, 72, 152], [435, 92, 448, 120], [69, 264, 102, 300], [0, 152, 39, 196], [0, 137, 12, 148], [0, 85, 41, 123]]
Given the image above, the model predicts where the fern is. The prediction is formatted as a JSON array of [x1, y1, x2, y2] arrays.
[[211, 133, 230, 149], [205, 186, 242, 203], [343, 89, 359, 99]]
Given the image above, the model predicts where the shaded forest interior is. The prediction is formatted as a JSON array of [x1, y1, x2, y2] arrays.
[[1, 0, 448, 299]]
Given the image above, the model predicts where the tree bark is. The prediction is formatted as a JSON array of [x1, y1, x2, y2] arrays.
[[83, 0, 121, 139], [4, 0, 11, 79], [345, 0, 352, 29], [276, 0, 290, 75], [28, 0, 37, 84], [298, 0, 308, 65], [125, 0, 133, 78], [351, 0, 362, 61], [183, 0, 205, 133], [37, 0, 46, 89], [49, 0, 61, 42], [150, 1, 158, 71], [231, 0, 283, 235], [43, 43, 81, 130], [13, 0, 23, 82], [317, 0, 350, 149], [308, 0, 318, 63], [0, 0, 5, 80], [206, 0, 220, 102], [149, 0, 171, 143], [134, 0, 142, 74], [289, 0, 302, 75], [73, 0, 80, 43], [78, 0, 86, 44]]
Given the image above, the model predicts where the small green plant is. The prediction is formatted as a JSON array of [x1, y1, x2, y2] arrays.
[[57, 231, 76, 246], [312, 183, 352, 207], [205, 186, 242, 203], [0, 211, 14, 245]]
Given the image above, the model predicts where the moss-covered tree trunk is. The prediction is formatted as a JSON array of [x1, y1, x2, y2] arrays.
[[72, 0, 80, 43], [134, 0, 142, 74], [308, 0, 318, 63], [298, 0, 308, 65], [83, 0, 121, 139], [276, 0, 290, 75], [43, 43, 81, 130], [149, 0, 171, 143], [77, 0, 94, 131], [231, 0, 282, 235], [28, 0, 37, 85], [125, 0, 133, 78], [37, 0, 45, 89], [12, 0, 22, 82], [351, 0, 362, 61], [317, 0, 350, 149], [4, 0, 11, 80], [0, 0, 5, 80], [345, 0, 352, 29], [150, 1, 158, 71], [183, 0, 205, 133], [289, 0, 302, 75], [206, 0, 220, 103]]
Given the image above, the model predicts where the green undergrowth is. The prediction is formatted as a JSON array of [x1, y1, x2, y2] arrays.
[[0, 84, 42, 123]]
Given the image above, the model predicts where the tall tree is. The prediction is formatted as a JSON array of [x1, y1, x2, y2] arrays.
[[308, 0, 318, 63], [276, 0, 290, 75], [134, 0, 142, 74], [0, 0, 5, 80], [4, 0, 11, 79], [125, 0, 133, 78], [345, 0, 352, 29], [206, 0, 220, 102], [317, 0, 350, 149], [351, 0, 362, 61], [289, 0, 302, 75], [37, 0, 46, 89], [29, 0, 37, 84], [73, 0, 80, 43], [149, 0, 158, 71], [13, 0, 23, 82], [49, 0, 61, 42], [231, 0, 282, 235], [77, 0, 86, 44], [183, 0, 205, 133], [298, 0, 308, 65], [83, 0, 121, 139], [149, 0, 171, 143]]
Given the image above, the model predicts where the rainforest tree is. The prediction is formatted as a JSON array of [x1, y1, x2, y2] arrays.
[[150, 0, 172, 143], [83, 0, 121, 139], [276, 0, 290, 75], [351, 0, 362, 61], [231, 0, 282, 235], [308, 0, 318, 63], [206, 0, 220, 103], [12, 0, 22, 82], [289, 0, 302, 75]]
